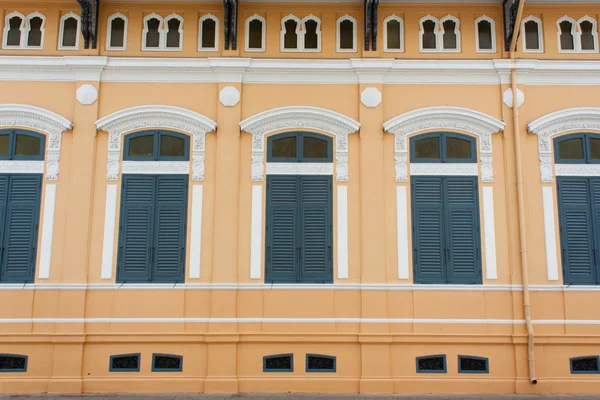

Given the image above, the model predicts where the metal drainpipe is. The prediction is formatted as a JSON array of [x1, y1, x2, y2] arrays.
[[508, 0, 537, 385]]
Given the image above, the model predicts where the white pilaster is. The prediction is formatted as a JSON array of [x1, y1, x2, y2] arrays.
[[396, 186, 409, 279], [337, 185, 348, 279], [189, 185, 203, 279], [101, 184, 118, 279], [542, 186, 559, 281], [250, 185, 263, 279], [38, 184, 56, 279], [482, 186, 497, 280]]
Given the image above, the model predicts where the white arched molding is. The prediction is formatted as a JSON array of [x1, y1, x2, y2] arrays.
[[528, 107, 600, 182], [419, 15, 440, 52], [578, 15, 599, 53], [0, 104, 72, 179], [336, 14, 357, 53], [522, 15, 544, 53], [95, 106, 217, 181], [384, 14, 404, 53], [475, 15, 496, 53], [245, 14, 266, 52], [440, 14, 460, 52], [383, 107, 505, 182], [3, 11, 25, 49], [280, 14, 302, 52], [58, 12, 80, 50], [106, 12, 128, 51], [302, 14, 321, 52], [164, 13, 184, 51], [239, 106, 360, 182], [557, 15, 577, 53], [198, 13, 219, 51]]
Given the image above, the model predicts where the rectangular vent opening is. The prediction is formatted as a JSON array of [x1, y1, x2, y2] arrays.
[[0, 354, 27, 372], [153, 354, 183, 372], [571, 356, 600, 374], [416, 355, 446, 373], [458, 355, 489, 373], [110, 354, 140, 372], [306, 354, 336, 372], [263, 354, 293, 372]]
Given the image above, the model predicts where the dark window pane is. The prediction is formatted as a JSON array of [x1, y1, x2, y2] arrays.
[[524, 20, 540, 50], [460, 357, 487, 372], [339, 19, 354, 49], [146, 18, 161, 48], [558, 138, 584, 160], [0, 135, 8, 156], [307, 356, 334, 371], [265, 355, 292, 371], [446, 137, 472, 159], [15, 134, 41, 157], [477, 20, 492, 50], [560, 21, 574, 50], [111, 355, 139, 370], [28, 16, 43, 47], [581, 21, 595, 51], [418, 356, 445, 372], [572, 357, 599, 372], [61, 17, 78, 47], [248, 19, 263, 49], [154, 355, 181, 370], [284, 19, 298, 49], [160, 135, 185, 157], [422, 19, 436, 49], [110, 17, 125, 48], [589, 138, 600, 160], [166, 18, 181, 48], [414, 137, 440, 159], [387, 19, 401, 49], [272, 137, 296, 159], [0, 356, 26, 371], [7, 16, 23, 46], [442, 20, 457, 49], [129, 135, 154, 157], [201, 18, 216, 48], [303, 137, 328, 159], [304, 19, 318, 49]]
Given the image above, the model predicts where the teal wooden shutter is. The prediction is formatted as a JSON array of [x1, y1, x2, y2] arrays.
[[445, 177, 482, 284], [558, 177, 597, 284], [266, 176, 299, 283], [1, 175, 41, 283], [412, 177, 446, 283], [152, 176, 188, 282], [117, 175, 155, 282], [299, 176, 332, 283]]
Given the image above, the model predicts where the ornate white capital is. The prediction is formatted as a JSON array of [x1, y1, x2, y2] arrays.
[[240, 106, 359, 182], [0, 104, 72, 180], [383, 106, 505, 182], [95, 105, 217, 181]]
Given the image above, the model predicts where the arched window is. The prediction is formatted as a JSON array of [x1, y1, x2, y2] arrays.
[[198, 14, 218, 51], [419, 15, 439, 51], [143, 14, 162, 49], [522, 15, 543, 53], [245, 14, 266, 52], [268, 131, 332, 162], [475, 15, 495, 53], [124, 130, 189, 161], [557, 16, 576, 52], [58, 12, 80, 50], [302, 15, 321, 52], [336, 14, 356, 52], [440, 15, 460, 51], [384, 14, 404, 52], [142, 13, 183, 51], [26, 12, 45, 48], [165, 14, 183, 50], [3, 12, 25, 48], [280, 14, 301, 51], [107, 13, 128, 51], [578, 16, 598, 52], [3, 11, 45, 50]]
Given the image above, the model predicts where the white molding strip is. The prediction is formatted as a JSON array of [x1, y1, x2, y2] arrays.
[[337, 186, 348, 279], [38, 184, 56, 279], [410, 163, 478, 177], [555, 164, 600, 177], [530, 285, 600, 291], [396, 186, 409, 280], [482, 187, 497, 280], [101, 184, 118, 279], [250, 185, 263, 279], [0, 160, 44, 174], [189, 185, 203, 279], [266, 162, 334, 176], [121, 161, 190, 175], [542, 187, 560, 281]]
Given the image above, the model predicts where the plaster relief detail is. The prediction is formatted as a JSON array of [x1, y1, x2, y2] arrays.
[[76, 84, 99, 105], [219, 86, 241, 107], [360, 87, 382, 108]]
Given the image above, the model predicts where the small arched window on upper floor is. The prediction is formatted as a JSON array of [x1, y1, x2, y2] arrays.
[[198, 14, 218, 51], [384, 14, 404, 52], [245, 14, 266, 52], [143, 13, 162, 50], [281, 14, 301, 52], [58, 12, 80, 50], [124, 130, 190, 161], [302, 15, 321, 52], [557, 15, 577, 52], [578, 16, 599, 52], [3, 11, 45, 50], [522, 15, 544, 53], [475, 15, 495, 53], [419, 15, 438, 51], [336, 14, 357, 52], [107, 13, 128, 51], [165, 13, 183, 50], [440, 15, 460, 52], [142, 13, 183, 51], [557, 15, 599, 53]]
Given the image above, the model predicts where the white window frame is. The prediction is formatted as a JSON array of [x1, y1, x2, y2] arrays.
[[419, 15, 440, 52], [440, 14, 460, 52], [557, 15, 577, 53], [198, 13, 219, 52], [58, 12, 80, 51], [301, 14, 321, 53], [522, 15, 544, 53], [3, 11, 25, 49], [336, 14, 357, 53], [577, 15, 599, 53], [163, 13, 184, 51], [245, 13, 266, 52], [142, 13, 164, 50], [25, 11, 46, 50], [280, 14, 302, 52], [383, 14, 404, 53], [106, 12, 128, 51], [474, 15, 496, 53]]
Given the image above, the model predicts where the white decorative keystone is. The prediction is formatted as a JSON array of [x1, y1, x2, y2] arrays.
[[219, 86, 241, 107], [76, 84, 99, 105], [361, 87, 382, 108], [502, 88, 525, 108]]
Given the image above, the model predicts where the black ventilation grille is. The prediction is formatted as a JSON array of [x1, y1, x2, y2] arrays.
[[263, 354, 293, 372], [416, 355, 446, 373], [153, 354, 183, 372], [306, 354, 336, 372], [458, 356, 489, 373], [571, 356, 600, 374], [110, 354, 140, 372], [0, 355, 27, 372]]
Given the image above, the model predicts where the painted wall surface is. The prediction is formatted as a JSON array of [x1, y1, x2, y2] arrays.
[[0, 0, 600, 395]]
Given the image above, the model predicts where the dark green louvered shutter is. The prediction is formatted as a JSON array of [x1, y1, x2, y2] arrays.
[[558, 177, 597, 284], [445, 177, 481, 284], [0, 175, 41, 283], [266, 176, 298, 283], [152, 176, 187, 282], [0, 176, 7, 276], [412, 177, 446, 284], [118, 175, 155, 282], [299, 176, 332, 283]]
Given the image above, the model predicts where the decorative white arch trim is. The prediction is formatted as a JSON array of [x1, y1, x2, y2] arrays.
[[164, 13, 184, 51], [301, 14, 321, 52], [198, 13, 219, 52], [142, 13, 164, 50], [240, 106, 360, 182], [25, 12, 46, 50], [522, 15, 544, 53], [0, 104, 73, 180], [440, 14, 461, 52], [106, 13, 128, 51], [95, 106, 217, 181], [383, 14, 404, 53], [245, 14, 266, 52], [577, 15, 599, 53], [528, 107, 600, 182], [58, 12, 80, 50], [3, 11, 25, 49], [336, 14, 357, 53], [557, 15, 577, 53], [475, 15, 496, 53], [280, 14, 302, 52], [383, 107, 506, 183], [419, 15, 440, 52]]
